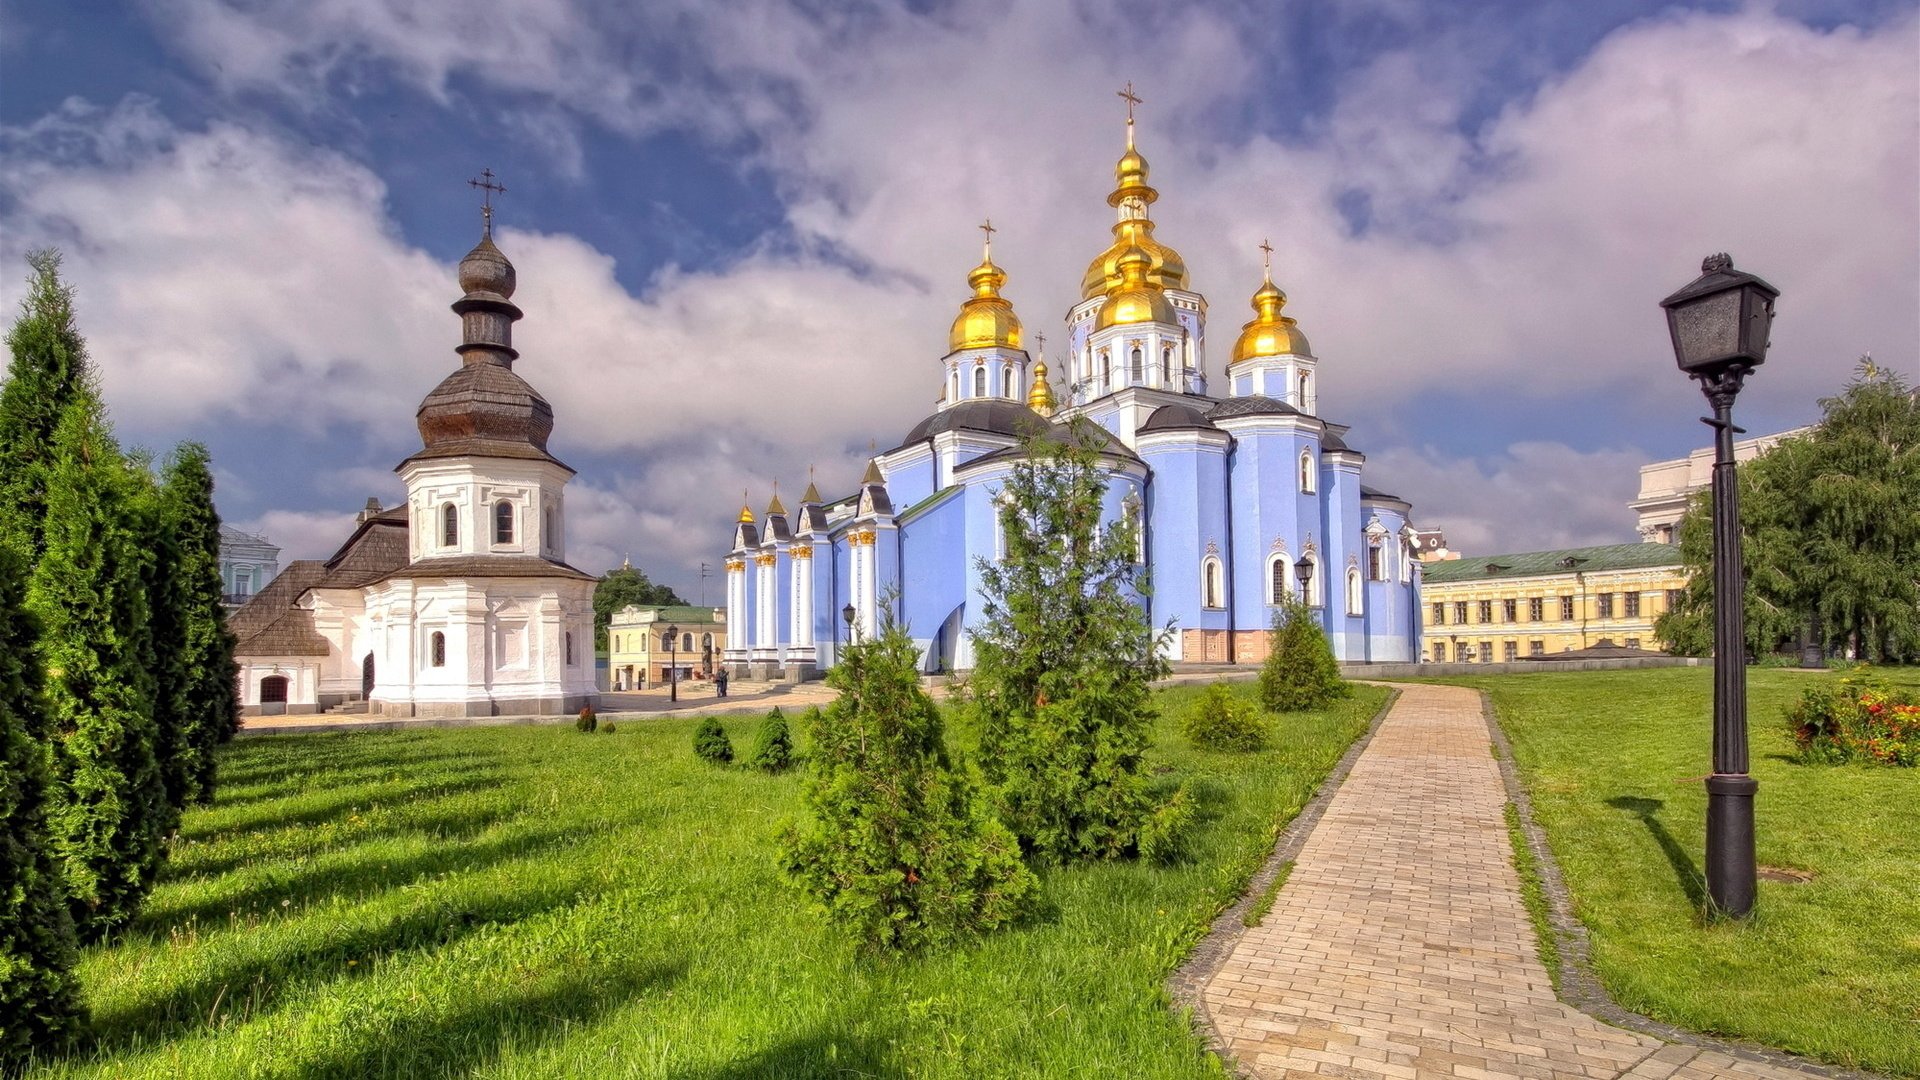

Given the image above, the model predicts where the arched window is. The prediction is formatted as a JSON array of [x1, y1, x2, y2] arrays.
[[682, 633, 694, 652], [660, 633, 674, 651], [494, 500, 514, 544], [1099, 350, 1111, 392], [1161, 345, 1173, 386], [951, 368, 960, 402], [441, 503, 458, 548], [1346, 567, 1364, 616], [1299, 371, 1312, 410], [1367, 541, 1385, 581], [1128, 346, 1143, 383], [1001, 369, 1012, 398], [973, 365, 986, 398], [543, 506, 556, 551], [1299, 450, 1316, 494], [1202, 557, 1224, 609], [430, 631, 446, 667], [565, 632, 576, 666], [1269, 555, 1290, 605]]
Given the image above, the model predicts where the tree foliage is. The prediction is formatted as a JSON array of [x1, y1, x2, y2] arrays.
[[0, 545, 87, 1070], [592, 565, 687, 649], [157, 444, 239, 803], [747, 707, 794, 772], [1658, 360, 1920, 662], [0, 251, 93, 567], [966, 418, 1179, 864], [1182, 683, 1268, 752], [1258, 598, 1350, 712], [783, 616, 1037, 952], [28, 393, 175, 941], [692, 716, 733, 765]]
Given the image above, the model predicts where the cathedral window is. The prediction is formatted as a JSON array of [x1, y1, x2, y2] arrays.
[[1299, 450, 1316, 494], [544, 507, 556, 551], [565, 632, 576, 666], [1129, 346, 1143, 383], [1268, 555, 1289, 606], [974, 365, 986, 398], [1001, 368, 1012, 398], [494, 501, 514, 545], [1346, 568, 1364, 616], [1161, 345, 1172, 386], [1367, 541, 1384, 581], [430, 632, 446, 668], [1099, 350, 1110, 393], [1202, 557, 1224, 609], [441, 503, 458, 548], [1299, 371, 1312, 410]]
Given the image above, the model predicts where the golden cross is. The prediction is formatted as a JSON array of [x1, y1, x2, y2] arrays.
[[468, 167, 506, 233], [979, 218, 996, 257], [1260, 238, 1274, 277], [1117, 81, 1142, 123], [1035, 331, 1046, 354]]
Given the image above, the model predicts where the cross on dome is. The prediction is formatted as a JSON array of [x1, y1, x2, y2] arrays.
[[1118, 81, 1143, 146], [468, 168, 506, 235], [1260, 238, 1274, 279], [979, 217, 996, 257]]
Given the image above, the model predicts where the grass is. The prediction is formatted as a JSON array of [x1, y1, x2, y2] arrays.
[[1449, 666, 1920, 1077], [1501, 802, 1560, 987], [28, 681, 1387, 1079]]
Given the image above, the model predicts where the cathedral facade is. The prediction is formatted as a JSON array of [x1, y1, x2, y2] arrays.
[[723, 117, 1424, 676], [233, 217, 600, 718]]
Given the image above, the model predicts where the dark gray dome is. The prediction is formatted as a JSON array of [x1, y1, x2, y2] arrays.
[[1140, 403, 1220, 433], [903, 399, 1051, 444]]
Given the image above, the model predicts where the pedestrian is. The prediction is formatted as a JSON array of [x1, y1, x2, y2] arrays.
[[716, 668, 729, 698]]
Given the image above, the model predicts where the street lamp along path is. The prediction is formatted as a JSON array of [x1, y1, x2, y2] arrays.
[[1659, 252, 1779, 920]]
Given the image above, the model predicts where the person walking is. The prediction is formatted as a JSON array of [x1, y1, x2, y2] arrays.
[[715, 668, 729, 698]]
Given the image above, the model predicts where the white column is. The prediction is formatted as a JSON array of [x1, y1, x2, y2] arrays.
[[754, 555, 775, 656], [725, 559, 746, 659]]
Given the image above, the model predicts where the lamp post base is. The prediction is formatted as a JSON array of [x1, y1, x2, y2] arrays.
[[1705, 773, 1759, 917]]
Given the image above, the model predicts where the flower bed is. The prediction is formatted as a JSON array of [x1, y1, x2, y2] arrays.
[[1785, 671, 1920, 766]]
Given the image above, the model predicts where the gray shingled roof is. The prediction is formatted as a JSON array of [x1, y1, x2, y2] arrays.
[[900, 399, 1053, 446], [1207, 395, 1302, 420], [1423, 542, 1684, 584], [231, 562, 331, 657]]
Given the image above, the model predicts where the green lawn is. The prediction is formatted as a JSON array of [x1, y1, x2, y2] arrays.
[[1456, 667, 1920, 1077], [29, 682, 1387, 1079]]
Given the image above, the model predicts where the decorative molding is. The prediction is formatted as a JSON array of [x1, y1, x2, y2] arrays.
[[753, 554, 776, 567], [724, 559, 746, 572], [1205, 539, 1221, 558], [790, 545, 813, 560]]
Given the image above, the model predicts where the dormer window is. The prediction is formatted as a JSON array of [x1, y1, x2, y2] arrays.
[[441, 503, 458, 548], [494, 501, 515, 545]]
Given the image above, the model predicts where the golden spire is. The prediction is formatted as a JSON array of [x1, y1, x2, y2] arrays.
[[801, 466, 821, 505], [1028, 362, 1056, 417], [1081, 85, 1188, 299], [1097, 241, 1176, 329], [862, 457, 885, 486], [1230, 239, 1311, 363], [766, 481, 786, 517], [948, 219, 1024, 352], [737, 490, 754, 523]]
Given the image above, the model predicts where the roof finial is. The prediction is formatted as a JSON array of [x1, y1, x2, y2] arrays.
[[1035, 330, 1047, 359], [468, 167, 506, 237], [979, 218, 996, 261], [1259, 237, 1274, 281], [1118, 81, 1142, 148]]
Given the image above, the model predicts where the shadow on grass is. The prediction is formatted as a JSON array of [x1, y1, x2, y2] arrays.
[[214, 733, 507, 788], [91, 872, 594, 1053], [213, 752, 514, 809], [288, 958, 684, 1080], [666, 1032, 907, 1080], [164, 798, 520, 884], [179, 770, 508, 843], [145, 818, 590, 929], [1606, 795, 1707, 911]]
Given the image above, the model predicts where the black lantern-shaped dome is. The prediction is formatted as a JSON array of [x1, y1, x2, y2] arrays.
[[1659, 253, 1779, 379]]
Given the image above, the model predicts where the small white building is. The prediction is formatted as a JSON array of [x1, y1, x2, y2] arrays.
[[232, 217, 600, 718], [218, 524, 280, 607]]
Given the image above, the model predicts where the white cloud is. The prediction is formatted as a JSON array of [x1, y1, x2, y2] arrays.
[[1367, 442, 1648, 556], [229, 507, 363, 563]]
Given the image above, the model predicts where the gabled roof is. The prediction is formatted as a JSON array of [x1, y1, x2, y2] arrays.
[[230, 561, 331, 657], [1422, 542, 1684, 584]]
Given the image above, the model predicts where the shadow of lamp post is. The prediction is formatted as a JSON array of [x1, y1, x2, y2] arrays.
[[1659, 252, 1779, 919]]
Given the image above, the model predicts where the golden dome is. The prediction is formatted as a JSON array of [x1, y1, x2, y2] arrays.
[[1081, 130, 1189, 299], [948, 253, 1024, 353], [1230, 274, 1311, 363], [1097, 244, 1177, 329], [1027, 359, 1056, 417], [737, 493, 755, 524]]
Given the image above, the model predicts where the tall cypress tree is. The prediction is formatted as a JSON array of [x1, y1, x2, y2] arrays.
[[0, 545, 87, 1071], [29, 392, 174, 941], [0, 250, 93, 566], [133, 460, 194, 812], [160, 443, 238, 801]]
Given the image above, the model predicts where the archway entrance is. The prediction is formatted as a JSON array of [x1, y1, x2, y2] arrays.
[[361, 653, 376, 698], [259, 675, 289, 715]]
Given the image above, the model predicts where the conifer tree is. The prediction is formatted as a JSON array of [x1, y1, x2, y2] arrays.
[[783, 616, 1038, 952], [29, 393, 174, 941], [131, 462, 194, 813], [1258, 597, 1349, 712], [0, 250, 93, 566], [0, 545, 87, 1070], [159, 444, 238, 802], [967, 419, 1179, 864]]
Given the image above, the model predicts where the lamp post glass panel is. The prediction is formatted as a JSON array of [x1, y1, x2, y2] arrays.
[[1659, 252, 1778, 919], [664, 624, 679, 703], [842, 603, 857, 646]]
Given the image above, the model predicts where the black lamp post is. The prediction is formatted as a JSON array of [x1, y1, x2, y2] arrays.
[[1294, 555, 1314, 607], [664, 624, 679, 703], [1660, 252, 1778, 919], [842, 602, 857, 646]]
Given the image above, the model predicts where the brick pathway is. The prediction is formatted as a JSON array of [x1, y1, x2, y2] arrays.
[[1201, 683, 1816, 1080]]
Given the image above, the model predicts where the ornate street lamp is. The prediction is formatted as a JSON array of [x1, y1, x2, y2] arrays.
[[1660, 252, 1779, 919], [842, 602, 858, 646], [1294, 555, 1314, 607], [664, 623, 679, 703]]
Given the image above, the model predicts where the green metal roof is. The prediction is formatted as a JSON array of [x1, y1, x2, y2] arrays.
[[613, 604, 723, 624], [1421, 542, 1683, 584]]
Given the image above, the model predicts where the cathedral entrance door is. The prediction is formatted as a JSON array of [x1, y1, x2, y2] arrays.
[[362, 653, 376, 698]]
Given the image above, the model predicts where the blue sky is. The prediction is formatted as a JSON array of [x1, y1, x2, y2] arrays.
[[2, 0, 1914, 598]]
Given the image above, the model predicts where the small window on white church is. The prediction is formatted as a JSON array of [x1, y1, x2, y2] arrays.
[[1346, 568, 1364, 616], [974, 366, 986, 398], [441, 503, 458, 548], [494, 501, 514, 545], [430, 632, 446, 668], [544, 506, 556, 551], [1299, 450, 1316, 494]]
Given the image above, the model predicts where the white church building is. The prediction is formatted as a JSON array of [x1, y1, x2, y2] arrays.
[[232, 212, 600, 718]]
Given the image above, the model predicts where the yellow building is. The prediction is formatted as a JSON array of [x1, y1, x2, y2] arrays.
[[1418, 543, 1687, 663], [608, 605, 726, 690]]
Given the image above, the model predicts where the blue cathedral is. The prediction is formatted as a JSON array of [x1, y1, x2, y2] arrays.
[[723, 109, 1423, 677]]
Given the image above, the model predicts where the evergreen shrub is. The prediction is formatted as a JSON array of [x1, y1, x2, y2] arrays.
[[1258, 599, 1350, 713], [1183, 683, 1268, 751], [575, 706, 597, 733], [747, 707, 793, 772], [693, 716, 733, 765], [599, 722, 617, 735], [783, 618, 1038, 952]]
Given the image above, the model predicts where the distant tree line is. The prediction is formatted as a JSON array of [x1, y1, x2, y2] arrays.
[[1, 251, 239, 1069], [1658, 358, 1920, 663], [591, 564, 687, 650]]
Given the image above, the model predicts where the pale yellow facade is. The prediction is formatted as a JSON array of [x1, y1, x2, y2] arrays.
[[1419, 561, 1689, 663], [608, 605, 726, 690]]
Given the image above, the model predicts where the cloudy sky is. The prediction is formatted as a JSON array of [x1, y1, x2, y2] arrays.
[[2, 0, 1914, 599]]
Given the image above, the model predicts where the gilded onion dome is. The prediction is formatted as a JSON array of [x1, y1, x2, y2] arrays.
[[1097, 242, 1176, 329], [1027, 359, 1056, 417], [1080, 132, 1190, 299], [1230, 272, 1310, 363], [948, 245, 1024, 353]]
